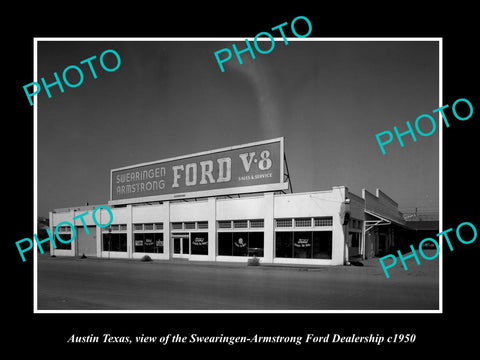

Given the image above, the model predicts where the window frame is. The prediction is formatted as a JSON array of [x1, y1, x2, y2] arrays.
[[217, 231, 265, 257], [133, 222, 165, 254], [275, 230, 333, 260], [102, 224, 128, 252]]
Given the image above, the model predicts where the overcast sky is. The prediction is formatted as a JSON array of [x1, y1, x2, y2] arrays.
[[37, 39, 439, 218]]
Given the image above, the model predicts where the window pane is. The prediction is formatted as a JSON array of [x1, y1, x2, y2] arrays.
[[107, 233, 118, 251], [191, 233, 208, 255], [154, 223, 163, 230], [294, 231, 312, 258], [218, 232, 233, 256], [173, 238, 181, 254], [111, 234, 120, 251], [102, 233, 110, 251], [248, 232, 264, 257], [314, 217, 333, 227], [144, 233, 155, 252], [313, 231, 332, 259], [155, 233, 164, 253], [119, 233, 127, 252], [250, 219, 264, 228], [172, 222, 183, 230], [233, 220, 248, 229], [275, 232, 293, 258], [110, 234, 121, 251], [185, 222, 196, 230], [232, 232, 248, 256], [57, 233, 72, 250], [276, 219, 292, 228], [197, 221, 208, 229], [295, 218, 312, 228], [182, 236, 190, 255], [109, 233, 127, 252], [144, 223, 154, 231], [218, 221, 232, 229], [134, 233, 144, 252], [134, 224, 143, 231]]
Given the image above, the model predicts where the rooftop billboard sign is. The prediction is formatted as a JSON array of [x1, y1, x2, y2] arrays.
[[109, 138, 287, 205]]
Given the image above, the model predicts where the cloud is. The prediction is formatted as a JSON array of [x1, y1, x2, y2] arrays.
[[228, 56, 281, 137]]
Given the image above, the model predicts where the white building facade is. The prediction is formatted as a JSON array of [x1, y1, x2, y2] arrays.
[[49, 186, 366, 266]]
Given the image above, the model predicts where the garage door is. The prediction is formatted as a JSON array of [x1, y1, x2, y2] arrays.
[[76, 226, 97, 257]]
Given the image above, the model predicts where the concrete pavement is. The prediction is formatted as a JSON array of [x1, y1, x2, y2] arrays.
[[37, 251, 439, 311]]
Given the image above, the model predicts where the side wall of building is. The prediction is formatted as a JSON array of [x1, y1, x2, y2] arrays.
[[345, 191, 366, 259], [361, 189, 409, 258]]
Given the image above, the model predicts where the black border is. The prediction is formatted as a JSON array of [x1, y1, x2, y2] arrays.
[[6, 5, 479, 355]]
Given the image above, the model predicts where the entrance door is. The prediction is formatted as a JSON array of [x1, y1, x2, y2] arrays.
[[172, 233, 189, 258], [348, 232, 360, 258]]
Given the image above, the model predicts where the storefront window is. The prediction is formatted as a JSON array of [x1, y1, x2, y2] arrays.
[[133, 222, 164, 254], [134, 233, 164, 253], [276, 231, 332, 259], [233, 232, 249, 256], [218, 232, 233, 255], [275, 232, 293, 258], [56, 233, 72, 250], [248, 232, 264, 257], [294, 231, 312, 258], [191, 232, 208, 255], [102, 233, 127, 252], [217, 232, 264, 257], [313, 231, 332, 259]]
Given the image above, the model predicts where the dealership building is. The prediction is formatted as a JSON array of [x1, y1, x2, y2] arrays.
[[49, 138, 408, 265]]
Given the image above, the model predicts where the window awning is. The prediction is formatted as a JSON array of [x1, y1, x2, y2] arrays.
[[364, 209, 405, 232]]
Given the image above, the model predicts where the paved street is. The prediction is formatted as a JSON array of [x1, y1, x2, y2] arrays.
[[37, 252, 439, 311]]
